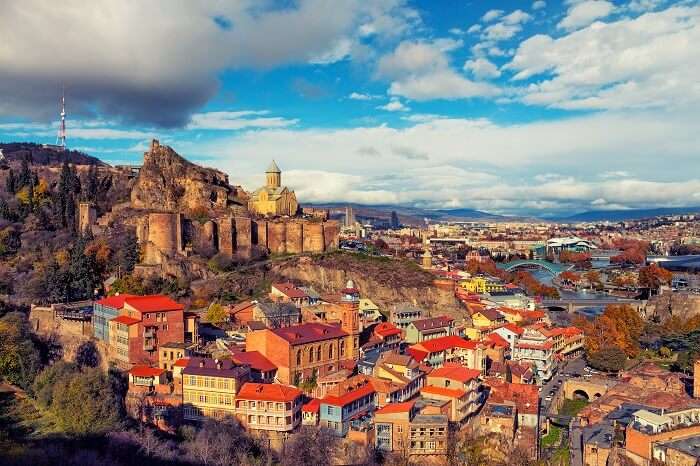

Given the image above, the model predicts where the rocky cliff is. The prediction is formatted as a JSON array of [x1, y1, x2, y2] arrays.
[[130, 139, 247, 212]]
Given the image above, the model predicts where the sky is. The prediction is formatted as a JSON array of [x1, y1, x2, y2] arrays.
[[1, 0, 699, 217]]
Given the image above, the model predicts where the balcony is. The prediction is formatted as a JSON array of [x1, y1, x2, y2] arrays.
[[144, 328, 156, 338], [143, 339, 156, 351]]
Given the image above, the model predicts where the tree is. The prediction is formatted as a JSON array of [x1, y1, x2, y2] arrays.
[[32, 360, 80, 408], [115, 228, 140, 274], [585, 270, 603, 289], [6, 168, 16, 193], [75, 340, 100, 368], [284, 426, 339, 466], [638, 263, 673, 291], [0, 312, 41, 390], [576, 304, 644, 358], [183, 417, 259, 466], [205, 303, 228, 324], [588, 346, 627, 372], [51, 367, 123, 435]]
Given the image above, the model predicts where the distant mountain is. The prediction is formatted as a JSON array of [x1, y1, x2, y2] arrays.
[[0, 142, 104, 166], [557, 207, 700, 222]]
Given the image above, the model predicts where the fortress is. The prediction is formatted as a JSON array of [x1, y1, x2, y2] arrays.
[[87, 140, 338, 279]]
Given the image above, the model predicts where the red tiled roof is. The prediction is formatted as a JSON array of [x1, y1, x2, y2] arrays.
[[322, 382, 375, 407], [174, 358, 190, 367], [302, 398, 321, 413], [406, 347, 428, 363], [502, 323, 524, 335], [375, 401, 416, 415], [237, 382, 302, 402], [475, 308, 504, 322], [271, 323, 348, 345], [230, 300, 255, 313], [111, 315, 140, 325], [421, 385, 467, 398], [486, 379, 539, 415], [231, 351, 277, 372], [130, 366, 165, 378], [483, 333, 509, 348], [411, 315, 454, 332], [374, 322, 401, 338], [429, 364, 481, 383], [272, 283, 308, 299], [96, 294, 137, 309], [411, 335, 477, 354], [124, 295, 184, 313]]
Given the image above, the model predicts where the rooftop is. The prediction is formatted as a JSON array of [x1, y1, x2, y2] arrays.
[[271, 322, 348, 345], [237, 382, 302, 402], [130, 366, 165, 378], [411, 315, 454, 332], [125, 295, 184, 313], [231, 351, 277, 372], [182, 357, 249, 379], [429, 363, 481, 384]]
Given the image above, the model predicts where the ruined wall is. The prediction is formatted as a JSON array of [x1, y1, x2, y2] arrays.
[[147, 212, 182, 254], [234, 217, 252, 259], [303, 222, 324, 253], [253, 220, 267, 247], [323, 221, 340, 251], [267, 222, 287, 255], [286, 222, 303, 254], [78, 202, 97, 234], [218, 216, 235, 258]]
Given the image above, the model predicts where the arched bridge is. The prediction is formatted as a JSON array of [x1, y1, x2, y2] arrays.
[[542, 297, 642, 313], [496, 259, 573, 275]]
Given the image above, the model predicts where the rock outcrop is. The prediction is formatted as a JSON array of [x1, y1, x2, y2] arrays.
[[131, 139, 247, 212]]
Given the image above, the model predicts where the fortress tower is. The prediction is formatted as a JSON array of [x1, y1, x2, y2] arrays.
[[340, 280, 361, 360], [694, 359, 700, 398]]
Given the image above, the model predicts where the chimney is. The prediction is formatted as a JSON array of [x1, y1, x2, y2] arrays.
[[199, 360, 205, 368], [215, 359, 222, 370]]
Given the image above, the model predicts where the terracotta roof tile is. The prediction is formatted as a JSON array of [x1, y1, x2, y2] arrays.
[[124, 295, 184, 313], [130, 366, 165, 378], [375, 401, 416, 414], [271, 323, 348, 345], [111, 315, 140, 325], [237, 382, 302, 402], [421, 385, 467, 398]]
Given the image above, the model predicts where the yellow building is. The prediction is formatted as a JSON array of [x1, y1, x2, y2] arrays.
[[459, 276, 506, 294], [182, 357, 250, 421], [248, 160, 298, 217]]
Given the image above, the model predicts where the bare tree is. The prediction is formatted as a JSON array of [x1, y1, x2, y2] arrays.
[[284, 426, 339, 466]]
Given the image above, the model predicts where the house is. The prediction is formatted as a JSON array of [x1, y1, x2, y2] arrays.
[[269, 282, 310, 307], [389, 304, 426, 330], [302, 398, 321, 425], [491, 323, 524, 353], [373, 352, 426, 401], [405, 315, 454, 344], [421, 363, 482, 423], [459, 276, 506, 294], [93, 294, 137, 342], [246, 322, 351, 385], [511, 327, 555, 383], [229, 300, 256, 326], [371, 322, 402, 352], [181, 357, 250, 421], [230, 350, 278, 383], [159, 342, 190, 371], [320, 377, 376, 436], [359, 298, 382, 322], [374, 400, 449, 457], [125, 365, 182, 433], [234, 382, 304, 433], [470, 308, 506, 329], [252, 302, 301, 328], [407, 336, 484, 371]]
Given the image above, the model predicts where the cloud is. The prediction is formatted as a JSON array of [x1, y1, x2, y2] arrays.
[[533, 1, 547, 10], [186, 111, 298, 130], [626, 0, 664, 12], [502, 10, 533, 25], [482, 22, 523, 41], [508, 5, 700, 111], [463, 58, 502, 79], [182, 108, 700, 215], [377, 99, 410, 112], [482, 9, 504, 22], [599, 170, 632, 179], [348, 92, 380, 100], [378, 41, 500, 101], [291, 77, 329, 99], [0, 0, 417, 126], [467, 24, 482, 34], [557, 0, 615, 30]]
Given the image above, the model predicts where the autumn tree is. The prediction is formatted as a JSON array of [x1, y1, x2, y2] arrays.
[[205, 303, 228, 324], [284, 426, 339, 466], [638, 263, 673, 291], [0, 312, 42, 390], [576, 304, 644, 358]]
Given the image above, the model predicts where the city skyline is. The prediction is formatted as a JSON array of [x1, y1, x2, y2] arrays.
[[1, 0, 699, 216]]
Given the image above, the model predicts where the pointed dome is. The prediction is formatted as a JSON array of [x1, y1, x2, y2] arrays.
[[266, 160, 281, 173]]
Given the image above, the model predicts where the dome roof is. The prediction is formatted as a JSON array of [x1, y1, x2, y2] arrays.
[[266, 160, 281, 173]]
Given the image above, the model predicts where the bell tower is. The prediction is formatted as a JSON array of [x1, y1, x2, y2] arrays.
[[340, 279, 360, 359], [266, 160, 281, 188]]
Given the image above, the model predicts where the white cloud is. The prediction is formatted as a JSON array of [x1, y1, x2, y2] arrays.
[[502, 10, 533, 25], [463, 58, 502, 79], [348, 92, 380, 100], [482, 9, 504, 22], [482, 22, 522, 41], [557, 0, 615, 31], [532, 1, 547, 10], [449, 27, 464, 35], [467, 24, 482, 34], [377, 99, 410, 112], [508, 5, 700, 111], [626, 0, 663, 12], [186, 111, 298, 130], [599, 170, 631, 179]]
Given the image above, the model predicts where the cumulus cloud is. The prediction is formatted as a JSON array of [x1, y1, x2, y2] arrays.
[[463, 58, 502, 79], [0, 0, 417, 126], [533, 1, 547, 10], [557, 0, 615, 30], [508, 5, 700, 111], [467, 24, 482, 34], [482, 9, 504, 22], [377, 99, 410, 112], [187, 111, 298, 130]]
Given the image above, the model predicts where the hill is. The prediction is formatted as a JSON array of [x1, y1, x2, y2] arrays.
[[557, 207, 700, 223], [0, 142, 104, 166]]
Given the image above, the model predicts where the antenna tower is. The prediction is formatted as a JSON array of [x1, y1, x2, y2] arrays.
[[55, 86, 66, 150]]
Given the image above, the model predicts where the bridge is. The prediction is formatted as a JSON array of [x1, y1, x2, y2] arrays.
[[542, 296, 642, 313], [496, 259, 573, 275]]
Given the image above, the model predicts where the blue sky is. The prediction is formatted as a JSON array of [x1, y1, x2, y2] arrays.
[[1, 0, 699, 216]]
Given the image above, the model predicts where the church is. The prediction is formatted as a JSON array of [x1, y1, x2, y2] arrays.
[[247, 160, 298, 217]]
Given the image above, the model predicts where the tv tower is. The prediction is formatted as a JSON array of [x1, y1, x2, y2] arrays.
[[55, 87, 66, 151]]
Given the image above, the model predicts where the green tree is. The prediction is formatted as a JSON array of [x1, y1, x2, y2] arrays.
[[32, 360, 79, 408], [5, 168, 16, 193], [51, 367, 123, 435], [0, 312, 42, 389], [84, 164, 98, 202], [588, 346, 627, 372], [18, 158, 31, 189], [115, 228, 140, 274], [205, 303, 228, 324]]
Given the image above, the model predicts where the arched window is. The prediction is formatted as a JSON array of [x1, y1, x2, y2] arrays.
[[296, 350, 302, 365], [308, 347, 313, 363], [340, 340, 345, 356], [328, 344, 333, 359], [316, 345, 321, 361]]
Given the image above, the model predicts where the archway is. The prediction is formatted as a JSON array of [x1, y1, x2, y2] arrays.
[[572, 389, 590, 401], [593, 393, 602, 399]]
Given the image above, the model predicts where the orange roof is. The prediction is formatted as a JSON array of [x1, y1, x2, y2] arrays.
[[174, 358, 190, 367], [231, 351, 277, 372], [429, 364, 481, 383], [406, 347, 429, 363], [111, 315, 140, 325], [483, 333, 509, 348], [302, 398, 321, 413], [375, 401, 416, 415], [272, 282, 308, 299], [374, 322, 401, 338], [411, 335, 477, 354], [322, 382, 375, 407], [124, 295, 184, 313], [421, 385, 467, 398], [237, 382, 302, 402], [130, 366, 165, 378], [502, 323, 524, 335], [96, 294, 137, 308]]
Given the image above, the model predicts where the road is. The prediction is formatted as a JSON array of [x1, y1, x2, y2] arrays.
[[569, 418, 584, 466]]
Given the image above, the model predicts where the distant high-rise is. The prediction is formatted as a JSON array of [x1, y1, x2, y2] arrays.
[[390, 211, 400, 229], [345, 205, 355, 227]]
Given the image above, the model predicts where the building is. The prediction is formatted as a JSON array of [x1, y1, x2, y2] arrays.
[[405, 316, 454, 344], [159, 341, 190, 371], [252, 302, 301, 329], [459, 276, 506, 294], [109, 315, 140, 369], [358, 298, 382, 323], [390, 304, 426, 330], [370, 322, 402, 352], [320, 377, 376, 436], [125, 365, 182, 433], [373, 352, 426, 401], [234, 382, 304, 433], [248, 160, 298, 217], [421, 363, 482, 423], [511, 327, 555, 383], [230, 351, 278, 383], [93, 294, 136, 342], [182, 357, 250, 421], [491, 323, 523, 353], [246, 322, 349, 385], [407, 336, 485, 370], [269, 282, 310, 307], [626, 407, 700, 464], [374, 401, 449, 457]]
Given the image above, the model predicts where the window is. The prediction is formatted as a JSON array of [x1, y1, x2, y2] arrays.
[[340, 341, 345, 356], [250, 401, 256, 409], [316, 346, 321, 361], [296, 350, 302, 365], [328, 345, 333, 359]]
